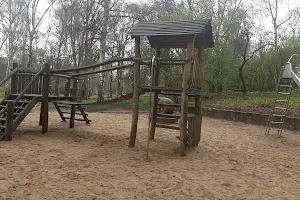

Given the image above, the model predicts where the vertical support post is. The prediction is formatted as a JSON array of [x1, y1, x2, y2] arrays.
[[129, 36, 141, 148], [72, 74, 79, 100], [195, 46, 205, 144], [179, 37, 195, 156], [41, 63, 50, 134], [11, 63, 18, 94], [70, 104, 75, 128], [64, 79, 71, 97], [5, 101, 14, 141], [149, 46, 160, 140]]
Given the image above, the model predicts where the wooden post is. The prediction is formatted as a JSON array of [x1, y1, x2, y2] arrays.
[[11, 63, 18, 94], [41, 63, 50, 134], [149, 46, 160, 140], [194, 46, 205, 144], [70, 104, 75, 128], [64, 79, 71, 97], [179, 37, 195, 156], [5, 101, 14, 141], [129, 36, 141, 148]]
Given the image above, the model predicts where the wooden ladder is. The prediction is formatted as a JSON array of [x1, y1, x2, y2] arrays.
[[52, 101, 90, 128], [265, 78, 293, 136]]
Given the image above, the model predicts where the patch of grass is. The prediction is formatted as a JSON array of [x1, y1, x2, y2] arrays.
[[82, 91, 300, 113]]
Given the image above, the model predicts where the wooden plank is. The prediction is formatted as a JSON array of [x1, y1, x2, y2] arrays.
[[194, 46, 205, 144], [129, 36, 141, 148], [11, 63, 18, 94], [70, 104, 75, 128], [179, 36, 195, 156], [53, 102, 66, 122], [41, 64, 50, 134], [5, 101, 14, 141], [156, 123, 180, 130], [50, 57, 134, 73], [65, 117, 91, 122]]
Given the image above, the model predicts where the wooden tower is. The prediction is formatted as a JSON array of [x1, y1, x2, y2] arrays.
[[128, 19, 214, 156]]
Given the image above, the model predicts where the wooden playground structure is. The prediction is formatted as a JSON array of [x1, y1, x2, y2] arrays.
[[0, 19, 214, 156]]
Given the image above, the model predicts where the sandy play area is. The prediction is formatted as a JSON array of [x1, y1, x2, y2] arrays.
[[0, 110, 300, 200]]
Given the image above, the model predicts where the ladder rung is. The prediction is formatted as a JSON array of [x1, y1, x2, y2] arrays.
[[61, 111, 87, 116], [156, 123, 180, 130], [271, 121, 283, 124], [0, 118, 6, 121], [272, 114, 285, 117], [0, 125, 5, 129], [272, 129, 283, 132], [276, 99, 288, 102], [274, 107, 287, 110], [65, 117, 91, 122], [279, 85, 292, 88], [278, 92, 290, 95]]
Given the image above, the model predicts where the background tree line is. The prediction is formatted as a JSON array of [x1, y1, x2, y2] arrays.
[[1, 0, 300, 94]]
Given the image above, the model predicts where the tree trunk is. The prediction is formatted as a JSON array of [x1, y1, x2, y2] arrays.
[[239, 61, 247, 94]]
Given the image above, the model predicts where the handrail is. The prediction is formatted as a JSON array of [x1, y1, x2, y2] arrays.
[[0, 64, 23, 87], [14, 67, 45, 103], [50, 57, 134, 73], [69, 64, 134, 77]]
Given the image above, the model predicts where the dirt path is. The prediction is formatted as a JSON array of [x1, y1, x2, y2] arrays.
[[0, 111, 300, 200]]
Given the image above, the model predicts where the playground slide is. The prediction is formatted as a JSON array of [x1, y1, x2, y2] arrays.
[[281, 62, 300, 87]]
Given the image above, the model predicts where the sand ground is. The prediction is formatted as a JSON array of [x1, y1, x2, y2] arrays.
[[0, 110, 300, 200]]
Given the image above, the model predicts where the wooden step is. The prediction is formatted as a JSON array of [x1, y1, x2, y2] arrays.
[[271, 121, 283, 124], [140, 86, 182, 92], [58, 105, 85, 109], [4, 100, 30, 104], [0, 118, 6, 121], [156, 123, 180, 130], [279, 85, 292, 88], [53, 101, 83, 105], [275, 99, 288, 102], [278, 92, 290, 95], [157, 113, 194, 119], [0, 125, 5, 129], [65, 117, 91, 122], [274, 106, 287, 110], [160, 92, 197, 97], [272, 114, 285, 117], [0, 105, 25, 110], [61, 111, 88, 116], [156, 117, 178, 124], [158, 103, 195, 108]]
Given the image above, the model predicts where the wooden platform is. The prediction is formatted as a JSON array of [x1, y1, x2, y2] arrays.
[[9, 94, 73, 101], [139, 86, 201, 96]]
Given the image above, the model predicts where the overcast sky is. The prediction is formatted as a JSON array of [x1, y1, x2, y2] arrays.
[[37, 0, 300, 35]]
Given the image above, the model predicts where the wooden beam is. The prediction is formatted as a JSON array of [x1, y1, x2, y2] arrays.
[[50, 73, 73, 79], [70, 104, 75, 128], [69, 64, 134, 77], [194, 46, 205, 144], [129, 36, 141, 148], [41, 63, 50, 134], [179, 36, 196, 156], [11, 63, 18, 94], [50, 57, 133, 73], [149, 46, 160, 140]]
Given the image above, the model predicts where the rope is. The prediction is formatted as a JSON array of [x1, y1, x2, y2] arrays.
[[146, 56, 156, 160]]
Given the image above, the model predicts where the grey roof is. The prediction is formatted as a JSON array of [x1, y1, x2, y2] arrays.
[[129, 19, 214, 49]]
